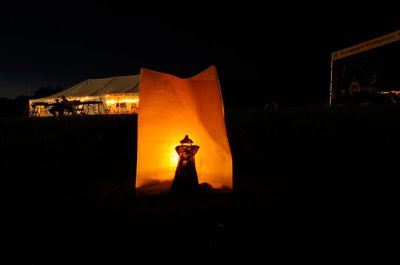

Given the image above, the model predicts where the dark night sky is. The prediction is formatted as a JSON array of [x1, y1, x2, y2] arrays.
[[0, 2, 399, 107]]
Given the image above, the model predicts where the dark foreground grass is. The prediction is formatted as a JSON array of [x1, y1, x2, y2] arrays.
[[1, 106, 399, 263]]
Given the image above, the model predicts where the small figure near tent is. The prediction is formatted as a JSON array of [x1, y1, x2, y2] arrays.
[[61, 96, 74, 114], [169, 135, 200, 196], [49, 99, 64, 116]]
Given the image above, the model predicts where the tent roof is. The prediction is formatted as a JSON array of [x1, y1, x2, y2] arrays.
[[42, 75, 140, 99]]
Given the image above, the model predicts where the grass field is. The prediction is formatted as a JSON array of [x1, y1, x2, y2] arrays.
[[2, 106, 399, 263]]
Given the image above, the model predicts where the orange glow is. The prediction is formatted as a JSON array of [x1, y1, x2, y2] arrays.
[[136, 66, 232, 195], [376, 90, 400, 96], [169, 145, 180, 167], [105, 98, 139, 105], [103, 94, 139, 114]]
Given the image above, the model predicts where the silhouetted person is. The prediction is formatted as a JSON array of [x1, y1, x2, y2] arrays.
[[49, 99, 64, 116], [348, 78, 362, 105], [61, 96, 67, 102], [169, 135, 200, 196], [61, 96, 74, 114]]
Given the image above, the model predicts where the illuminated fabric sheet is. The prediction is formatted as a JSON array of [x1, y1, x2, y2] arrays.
[[136, 66, 232, 195]]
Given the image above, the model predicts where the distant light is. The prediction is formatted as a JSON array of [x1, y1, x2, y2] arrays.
[[376, 90, 400, 96], [105, 98, 139, 105]]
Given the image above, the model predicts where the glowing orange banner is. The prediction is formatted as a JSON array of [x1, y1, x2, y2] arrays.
[[136, 66, 233, 195]]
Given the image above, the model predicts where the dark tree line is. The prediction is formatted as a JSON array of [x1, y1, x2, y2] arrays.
[[33, 85, 63, 98], [0, 85, 63, 117]]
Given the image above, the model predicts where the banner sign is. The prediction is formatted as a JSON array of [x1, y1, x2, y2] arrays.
[[332, 30, 400, 61]]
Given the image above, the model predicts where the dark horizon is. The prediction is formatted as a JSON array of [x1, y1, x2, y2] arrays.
[[1, 3, 399, 107]]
